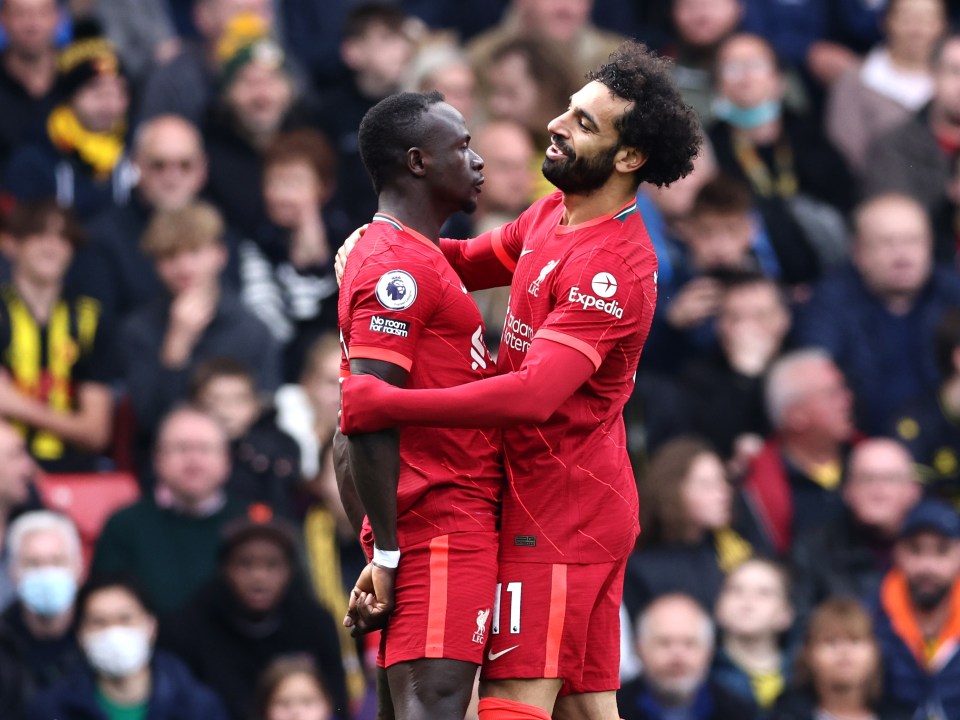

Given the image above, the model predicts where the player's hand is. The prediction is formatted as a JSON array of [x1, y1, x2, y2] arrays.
[[335, 224, 368, 286], [339, 375, 394, 435], [344, 562, 396, 636]]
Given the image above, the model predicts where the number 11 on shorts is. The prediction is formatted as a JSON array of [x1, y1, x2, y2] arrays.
[[491, 581, 522, 635]]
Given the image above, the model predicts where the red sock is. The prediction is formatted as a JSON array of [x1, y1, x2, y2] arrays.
[[478, 697, 552, 720]]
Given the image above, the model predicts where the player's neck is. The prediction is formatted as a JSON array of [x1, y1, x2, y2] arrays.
[[559, 181, 637, 227], [377, 193, 444, 244]]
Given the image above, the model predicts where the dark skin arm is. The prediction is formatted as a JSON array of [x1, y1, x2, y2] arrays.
[[333, 428, 367, 539], [339, 357, 408, 635]]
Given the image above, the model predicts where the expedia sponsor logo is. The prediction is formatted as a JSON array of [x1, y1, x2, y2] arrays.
[[568, 286, 624, 318], [369, 315, 409, 337]]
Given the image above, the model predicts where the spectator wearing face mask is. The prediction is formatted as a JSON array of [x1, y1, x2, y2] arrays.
[[0, 511, 84, 717], [26, 575, 228, 720]]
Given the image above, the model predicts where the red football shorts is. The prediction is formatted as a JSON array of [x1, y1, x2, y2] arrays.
[[481, 557, 627, 694], [378, 531, 499, 668]]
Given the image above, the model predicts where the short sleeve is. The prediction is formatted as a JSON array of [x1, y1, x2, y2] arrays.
[[535, 247, 657, 370], [343, 253, 441, 372]]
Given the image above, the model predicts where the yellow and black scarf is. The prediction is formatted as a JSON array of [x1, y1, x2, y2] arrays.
[[47, 105, 125, 180]]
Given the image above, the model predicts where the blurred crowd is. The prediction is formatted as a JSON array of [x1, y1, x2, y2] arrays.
[[2, 0, 960, 718]]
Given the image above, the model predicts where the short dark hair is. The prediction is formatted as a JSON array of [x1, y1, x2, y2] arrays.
[[358, 90, 444, 194], [691, 175, 752, 218], [189, 356, 256, 401], [76, 574, 156, 622], [2, 197, 85, 248], [588, 41, 701, 187], [936, 307, 960, 378], [342, 1, 408, 40]]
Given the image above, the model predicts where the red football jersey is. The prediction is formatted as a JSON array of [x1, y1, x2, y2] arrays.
[[473, 192, 656, 564], [338, 213, 502, 548]]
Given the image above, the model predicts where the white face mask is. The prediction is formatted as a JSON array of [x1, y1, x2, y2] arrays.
[[82, 625, 153, 678]]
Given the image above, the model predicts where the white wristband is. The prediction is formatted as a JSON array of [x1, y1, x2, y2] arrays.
[[373, 545, 400, 569]]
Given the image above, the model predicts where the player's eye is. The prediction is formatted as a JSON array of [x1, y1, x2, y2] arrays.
[[578, 120, 591, 132]]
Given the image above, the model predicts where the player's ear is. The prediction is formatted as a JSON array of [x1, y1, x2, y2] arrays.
[[407, 147, 427, 178], [615, 145, 647, 174]]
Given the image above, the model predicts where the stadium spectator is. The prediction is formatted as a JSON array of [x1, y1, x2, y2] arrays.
[[0, 512, 83, 705], [871, 499, 960, 717], [161, 512, 348, 720], [404, 42, 477, 126], [27, 575, 229, 720], [319, 2, 415, 234], [121, 201, 280, 466], [708, 33, 855, 283], [466, 0, 626, 78], [240, 128, 342, 380], [91, 406, 246, 615], [191, 357, 300, 518], [740, 349, 856, 557], [795, 193, 960, 436], [274, 333, 368, 710], [4, 22, 134, 220], [675, 273, 789, 463], [0, 0, 60, 177], [204, 32, 320, 240], [625, 437, 756, 622], [893, 308, 960, 503], [826, 0, 946, 175], [0, 419, 36, 611], [713, 558, 794, 714], [69, 114, 222, 327], [618, 593, 759, 720], [0, 198, 114, 472], [138, 0, 281, 126], [663, 0, 744, 121], [862, 33, 960, 262], [257, 655, 335, 720], [462, 119, 536, 341], [792, 438, 922, 621], [95, 0, 181, 82], [770, 598, 912, 720]]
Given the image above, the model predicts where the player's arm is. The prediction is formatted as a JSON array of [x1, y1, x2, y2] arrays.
[[342, 358, 407, 552], [438, 228, 516, 291], [341, 337, 595, 432], [332, 428, 366, 539]]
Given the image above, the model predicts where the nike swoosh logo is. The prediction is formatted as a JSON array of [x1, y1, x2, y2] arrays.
[[487, 645, 520, 661], [519, 249, 534, 257]]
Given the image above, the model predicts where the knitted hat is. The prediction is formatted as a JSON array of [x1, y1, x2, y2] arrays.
[[56, 19, 121, 99], [216, 13, 288, 90], [219, 36, 289, 90]]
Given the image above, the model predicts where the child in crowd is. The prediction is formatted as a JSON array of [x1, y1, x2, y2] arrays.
[[257, 655, 334, 720], [0, 198, 114, 472], [713, 558, 795, 715], [191, 357, 301, 518]]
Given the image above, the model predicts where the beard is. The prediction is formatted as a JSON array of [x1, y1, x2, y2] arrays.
[[908, 578, 951, 611], [542, 136, 619, 195]]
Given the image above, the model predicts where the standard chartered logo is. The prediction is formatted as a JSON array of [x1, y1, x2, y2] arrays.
[[470, 326, 488, 370], [502, 309, 533, 353]]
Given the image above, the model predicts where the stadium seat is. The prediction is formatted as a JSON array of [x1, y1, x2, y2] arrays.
[[34, 472, 140, 572]]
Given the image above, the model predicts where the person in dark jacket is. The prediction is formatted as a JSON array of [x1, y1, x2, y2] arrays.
[[121, 200, 281, 474], [191, 357, 301, 518], [791, 439, 922, 621], [27, 575, 228, 720], [160, 512, 348, 720], [624, 437, 759, 625], [619, 593, 758, 720], [795, 193, 960, 436], [871, 499, 960, 718], [771, 598, 912, 720]]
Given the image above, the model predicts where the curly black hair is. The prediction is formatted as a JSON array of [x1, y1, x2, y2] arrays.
[[588, 41, 702, 187], [358, 90, 444, 195]]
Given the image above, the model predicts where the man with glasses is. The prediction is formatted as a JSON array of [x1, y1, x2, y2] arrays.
[[91, 405, 246, 615], [70, 114, 242, 326]]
